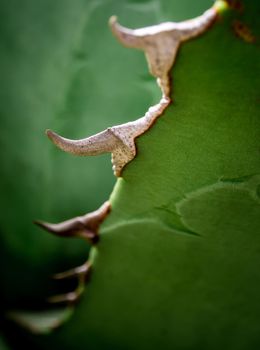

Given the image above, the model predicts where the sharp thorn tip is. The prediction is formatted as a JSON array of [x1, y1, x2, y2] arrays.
[[109, 15, 117, 26]]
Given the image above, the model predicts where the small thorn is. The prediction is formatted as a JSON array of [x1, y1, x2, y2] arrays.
[[34, 219, 96, 241], [35, 201, 111, 243], [48, 292, 80, 304], [53, 262, 91, 281], [49, 261, 91, 304]]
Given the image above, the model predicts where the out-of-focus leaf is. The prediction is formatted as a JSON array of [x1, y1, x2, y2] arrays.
[[6, 308, 73, 335]]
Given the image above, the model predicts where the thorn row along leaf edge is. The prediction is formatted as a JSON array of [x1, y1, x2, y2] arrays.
[[35, 1, 225, 305], [46, 2, 222, 178]]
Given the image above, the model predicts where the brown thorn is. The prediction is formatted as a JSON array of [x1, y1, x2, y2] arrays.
[[48, 261, 91, 305], [53, 262, 91, 281], [34, 201, 111, 244], [48, 291, 81, 304]]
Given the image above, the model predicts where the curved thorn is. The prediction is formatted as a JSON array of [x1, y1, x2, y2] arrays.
[[48, 272, 86, 304], [53, 262, 91, 280], [34, 219, 94, 240], [48, 292, 80, 304], [49, 261, 92, 305], [109, 3, 224, 97], [35, 201, 111, 243], [46, 129, 119, 156], [46, 98, 169, 176]]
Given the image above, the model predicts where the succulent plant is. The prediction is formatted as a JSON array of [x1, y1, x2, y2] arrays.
[[0, 0, 259, 349]]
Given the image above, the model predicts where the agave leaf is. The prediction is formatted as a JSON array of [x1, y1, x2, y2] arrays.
[[14, 0, 260, 348], [1, 0, 260, 349]]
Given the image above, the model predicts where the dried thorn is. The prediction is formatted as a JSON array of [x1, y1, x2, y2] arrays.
[[35, 201, 110, 243], [46, 129, 117, 156], [48, 291, 81, 304], [49, 261, 91, 305], [34, 220, 93, 240], [47, 261, 88, 304], [53, 262, 91, 281], [110, 3, 224, 97], [46, 98, 170, 176]]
